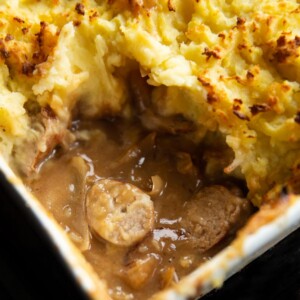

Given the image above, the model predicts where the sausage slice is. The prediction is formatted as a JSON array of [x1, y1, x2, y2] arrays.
[[86, 179, 155, 247]]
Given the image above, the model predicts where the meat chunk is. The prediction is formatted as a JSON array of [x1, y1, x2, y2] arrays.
[[13, 106, 71, 175], [180, 185, 252, 252], [86, 179, 154, 247]]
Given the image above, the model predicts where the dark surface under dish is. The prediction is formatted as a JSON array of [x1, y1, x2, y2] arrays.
[[1, 168, 300, 300]]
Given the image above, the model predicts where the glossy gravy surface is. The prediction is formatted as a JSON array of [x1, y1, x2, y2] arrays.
[[26, 120, 251, 300]]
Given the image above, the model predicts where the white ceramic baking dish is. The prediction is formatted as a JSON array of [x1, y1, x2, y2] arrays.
[[1, 154, 300, 300]]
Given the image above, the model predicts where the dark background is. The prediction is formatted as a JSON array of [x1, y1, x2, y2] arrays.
[[202, 226, 300, 300], [1, 171, 300, 300]]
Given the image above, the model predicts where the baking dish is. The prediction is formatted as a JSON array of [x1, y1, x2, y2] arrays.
[[1, 153, 300, 300], [1, 1, 300, 299]]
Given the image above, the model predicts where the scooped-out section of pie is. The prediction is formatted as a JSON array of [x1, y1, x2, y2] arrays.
[[25, 116, 253, 300]]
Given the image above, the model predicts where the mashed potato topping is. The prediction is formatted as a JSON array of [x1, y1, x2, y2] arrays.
[[1, 0, 300, 204]]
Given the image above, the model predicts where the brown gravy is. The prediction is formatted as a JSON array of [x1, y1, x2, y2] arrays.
[[25, 119, 252, 300]]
